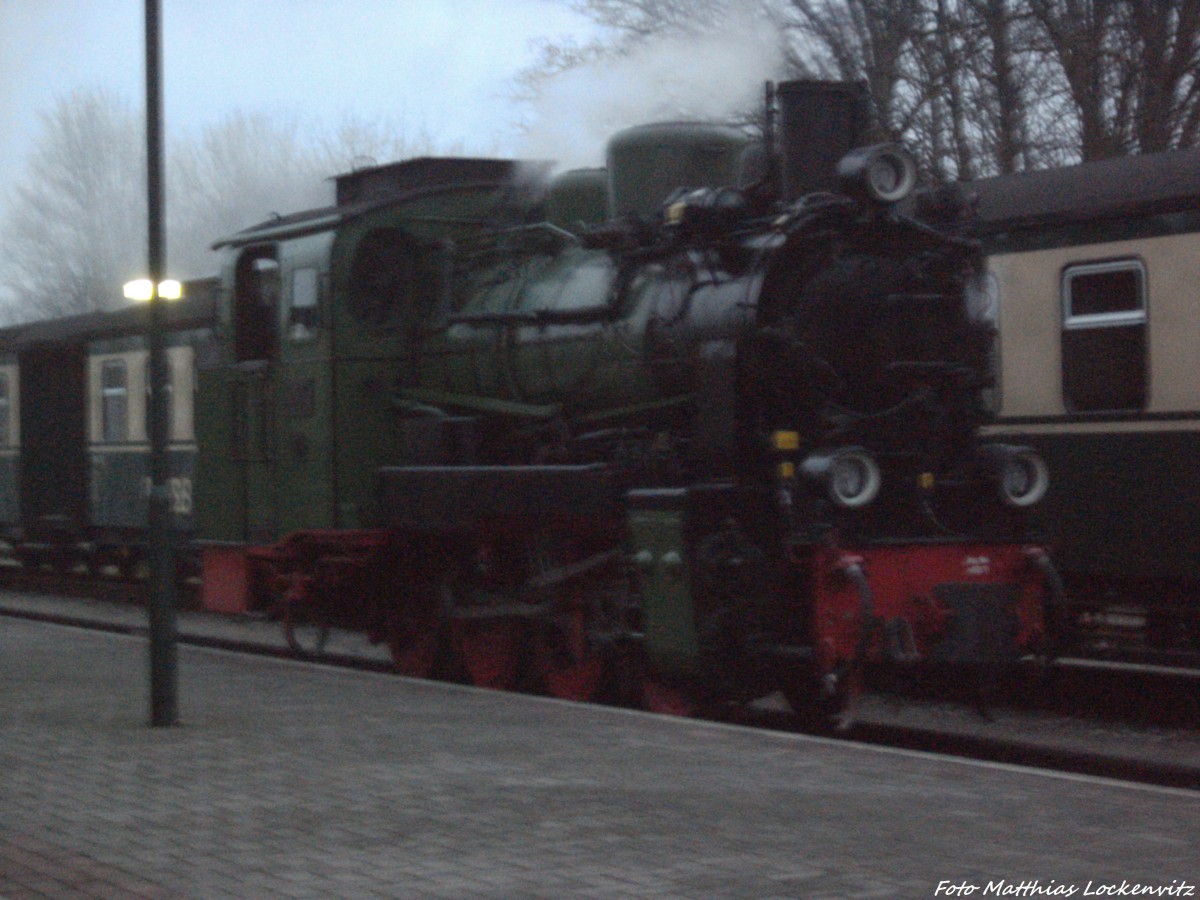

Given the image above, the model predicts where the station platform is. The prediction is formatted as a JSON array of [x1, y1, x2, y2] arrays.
[[2, 589, 1198, 780], [2, 609, 1197, 898]]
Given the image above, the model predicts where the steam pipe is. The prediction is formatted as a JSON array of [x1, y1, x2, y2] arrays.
[[763, 81, 779, 197]]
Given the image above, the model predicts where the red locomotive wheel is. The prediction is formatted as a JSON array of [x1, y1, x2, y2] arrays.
[[544, 660, 603, 701], [781, 661, 859, 732], [640, 677, 695, 717], [385, 601, 439, 678], [533, 602, 603, 702], [389, 631, 438, 678], [455, 622, 521, 690]]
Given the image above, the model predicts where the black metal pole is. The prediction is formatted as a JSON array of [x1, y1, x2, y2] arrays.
[[145, 0, 179, 726]]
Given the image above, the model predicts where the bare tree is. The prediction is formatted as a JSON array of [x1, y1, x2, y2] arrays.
[[167, 111, 332, 282], [785, 0, 1060, 179], [908, 0, 1066, 177], [981, 0, 1027, 172], [1125, 1, 1200, 152], [920, 0, 1026, 177], [562, 0, 737, 39], [1026, 0, 1127, 159], [0, 94, 463, 323], [0, 89, 145, 321], [900, 0, 977, 180], [523, 0, 1200, 179], [514, 0, 740, 105], [785, 0, 924, 141], [1025, 0, 1200, 159]]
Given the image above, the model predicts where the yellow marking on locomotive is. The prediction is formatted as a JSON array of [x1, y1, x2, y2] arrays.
[[772, 430, 800, 451]]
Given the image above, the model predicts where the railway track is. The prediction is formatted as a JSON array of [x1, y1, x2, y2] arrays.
[[2, 582, 1196, 793]]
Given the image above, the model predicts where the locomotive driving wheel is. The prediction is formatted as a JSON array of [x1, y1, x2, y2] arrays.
[[438, 534, 615, 697], [781, 660, 861, 733], [526, 538, 625, 702], [383, 583, 441, 678], [531, 588, 604, 702], [450, 615, 522, 690], [280, 575, 331, 659], [439, 557, 522, 691]]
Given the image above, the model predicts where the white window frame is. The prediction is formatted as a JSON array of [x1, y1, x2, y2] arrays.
[[1061, 259, 1147, 330]]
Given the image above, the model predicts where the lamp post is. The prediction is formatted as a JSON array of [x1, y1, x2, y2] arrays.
[[136, 0, 178, 727]]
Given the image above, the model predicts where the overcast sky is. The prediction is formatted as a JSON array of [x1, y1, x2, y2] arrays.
[[0, 0, 598, 204]]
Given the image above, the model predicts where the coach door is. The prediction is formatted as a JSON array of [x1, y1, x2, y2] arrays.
[[19, 345, 88, 540]]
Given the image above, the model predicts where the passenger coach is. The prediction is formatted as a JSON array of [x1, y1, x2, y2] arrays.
[[937, 148, 1200, 655], [0, 285, 216, 574]]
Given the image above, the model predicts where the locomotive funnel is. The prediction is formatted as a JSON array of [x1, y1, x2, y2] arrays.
[[776, 80, 871, 201]]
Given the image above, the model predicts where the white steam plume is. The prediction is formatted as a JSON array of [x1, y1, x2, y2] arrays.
[[519, 14, 786, 171]]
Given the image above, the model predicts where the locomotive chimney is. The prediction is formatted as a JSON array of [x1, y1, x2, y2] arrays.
[[775, 80, 871, 201]]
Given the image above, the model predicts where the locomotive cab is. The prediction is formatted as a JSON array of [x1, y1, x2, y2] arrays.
[[195, 158, 537, 609]]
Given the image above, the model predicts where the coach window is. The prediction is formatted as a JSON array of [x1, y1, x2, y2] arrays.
[[1061, 260, 1147, 412], [0, 374, 9, 447], [145, 356, 173, 439], [289, 267, 319, 340], [101, 360, 129, 443]]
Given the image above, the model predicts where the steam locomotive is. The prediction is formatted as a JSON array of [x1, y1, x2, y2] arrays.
[[194, 81, 1054, 721]]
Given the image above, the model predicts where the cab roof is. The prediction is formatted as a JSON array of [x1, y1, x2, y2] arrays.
[[212, 156, 549, 251]]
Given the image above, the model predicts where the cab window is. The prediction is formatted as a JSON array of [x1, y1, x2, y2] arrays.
[[1061, 260, 1147, 412], [289, 267, 320, 340]]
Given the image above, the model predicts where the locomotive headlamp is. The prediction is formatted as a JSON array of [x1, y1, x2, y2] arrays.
[[837, 144, 919, 204], [981, 444, 1050, 508], [801, 447, 882, 509]]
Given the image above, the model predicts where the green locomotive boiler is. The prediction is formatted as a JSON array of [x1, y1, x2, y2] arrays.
[[195, 82, 1056, 719]]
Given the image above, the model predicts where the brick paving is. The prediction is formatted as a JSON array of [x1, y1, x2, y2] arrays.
[[0, 831, 173, 899], [1, 614, 1197, 898], [5, 590, 1198, 776]]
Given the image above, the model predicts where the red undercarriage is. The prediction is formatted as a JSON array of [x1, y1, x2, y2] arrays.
[[200, 532, 1049, 716], [811, 542, 1048, 673]]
